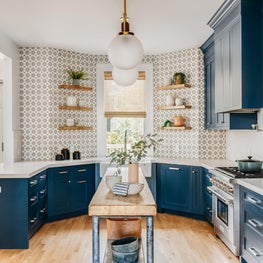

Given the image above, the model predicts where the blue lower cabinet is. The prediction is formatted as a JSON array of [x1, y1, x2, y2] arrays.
[[0, 179, 28, 249], [157, 164, 203, 217], [203, 169, 213, 224], [240, 187, 263, 263], [48, 164, 95, 220]]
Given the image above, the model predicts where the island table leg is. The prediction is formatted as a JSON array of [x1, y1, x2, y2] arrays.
[[92, 216, 100, 263], [146, 216, 154, 263]]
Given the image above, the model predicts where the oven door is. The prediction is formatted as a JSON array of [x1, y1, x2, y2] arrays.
[[207, 186, 237, 255]]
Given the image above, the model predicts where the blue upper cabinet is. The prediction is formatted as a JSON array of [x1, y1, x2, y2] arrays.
[[201, 34, 258, 130], [208, 0, 262, 113]]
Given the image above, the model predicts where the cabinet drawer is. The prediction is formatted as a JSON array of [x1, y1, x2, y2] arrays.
[[28, 176, 39, 189], [28, 189, 38, 207], [243, 189, 263, 211], [39, 172, 47, 185], [242, 224, 263, 263], [204, 173, 212, 187], [52, 167, 71, 177], [28, 205, 39, 228], [244, 209, 263, 237]]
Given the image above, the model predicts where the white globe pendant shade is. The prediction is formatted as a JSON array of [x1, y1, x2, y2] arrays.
[[112, 67, 138, 86], [108, 34, 144, 70]]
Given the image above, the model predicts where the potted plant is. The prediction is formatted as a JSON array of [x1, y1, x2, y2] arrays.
[[66, 67, 89, 86], [109, 131, 162, 183], [173, 72, 186, 85]]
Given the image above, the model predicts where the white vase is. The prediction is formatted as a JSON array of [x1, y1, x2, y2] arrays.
[[175, 97, 184, 106], [166, 94, 174, 106], [66, 96, 77, 106]]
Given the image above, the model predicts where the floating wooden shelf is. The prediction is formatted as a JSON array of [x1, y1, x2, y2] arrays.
[[157, 105, 192, 110], [58, 126, 93, 131], [159, 126, 192, 130], [58, 105, 93, 111], [58, 84, 92, 91], [157, 84, 191, 90]]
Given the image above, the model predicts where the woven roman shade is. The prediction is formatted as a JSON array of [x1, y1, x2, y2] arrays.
[[104, 71, 146, 118]]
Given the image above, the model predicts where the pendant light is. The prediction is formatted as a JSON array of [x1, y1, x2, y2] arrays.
[[112, 67, 138, 86], [108, 0, 144, 71]]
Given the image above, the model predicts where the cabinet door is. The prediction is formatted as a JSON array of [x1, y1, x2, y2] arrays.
[[215, 29, 231, 112], [190, 167, 203, 215], [0, 179, 28, 249], [160, 164, 191, 213], [71, 164, 95, 212], [48, 167, 71, 217], [229, 18, 241, 110]]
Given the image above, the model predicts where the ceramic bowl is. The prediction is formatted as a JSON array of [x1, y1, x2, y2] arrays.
[[127, 183, 144, 195], [105, 176, 122, 191], [111, 249, 139, 263], [111, 236, 139, 253]]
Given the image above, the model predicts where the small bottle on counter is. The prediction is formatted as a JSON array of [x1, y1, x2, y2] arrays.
[[73, 150, 81, 160], [61, 148, 70, 160]]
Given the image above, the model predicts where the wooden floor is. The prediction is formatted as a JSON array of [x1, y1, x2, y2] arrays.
[[0, 213, 239, 263]]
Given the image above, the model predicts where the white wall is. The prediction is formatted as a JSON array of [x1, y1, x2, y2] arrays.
[[226, 130, 263, 161], [0, 30, 21, 163]]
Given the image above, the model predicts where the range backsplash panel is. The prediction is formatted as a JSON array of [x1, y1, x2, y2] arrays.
[[20, 47, 226, 160]]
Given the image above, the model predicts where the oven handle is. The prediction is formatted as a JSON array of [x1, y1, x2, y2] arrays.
[[207, 186, 233, 206]]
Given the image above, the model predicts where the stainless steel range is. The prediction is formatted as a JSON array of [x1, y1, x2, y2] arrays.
[[209, 167, 263, 256]]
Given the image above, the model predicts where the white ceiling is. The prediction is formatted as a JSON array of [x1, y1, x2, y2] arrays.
[[0, 0, 224, 55]]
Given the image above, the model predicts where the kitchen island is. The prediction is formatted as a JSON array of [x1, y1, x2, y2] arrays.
[[89, 168, 156, 263]]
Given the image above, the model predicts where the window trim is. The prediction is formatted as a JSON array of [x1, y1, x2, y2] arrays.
[[96, 63, 153, 157]]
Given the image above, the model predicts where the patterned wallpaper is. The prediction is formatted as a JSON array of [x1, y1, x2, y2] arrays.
[[20, 47, 226, 160], [153, 48, 226, 159]]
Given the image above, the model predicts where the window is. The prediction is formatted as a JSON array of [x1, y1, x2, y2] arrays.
[[96, 64, 153, 157]]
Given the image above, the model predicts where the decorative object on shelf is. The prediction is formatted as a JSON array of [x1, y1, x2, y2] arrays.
[[162, 120, 173, 128], [61, 148, 70, 160], [78, 99, 85, 107], [173, 115, 185, 127], [109, 130, 162, 183], [107, 218, 142, 239], [73, 150, 81, 160], [66, 118, 75, 127], [66, 67, 89, 86], [175, 97, 184, 106], [108, 0, 143, 86], [173, 72, 186, 85], [66, 96, 77, 106], [165, 94, 174, 106]]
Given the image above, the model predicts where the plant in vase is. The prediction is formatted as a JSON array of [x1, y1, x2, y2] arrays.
[[109, 131, 162, 184], [173, 72, 186, 85], [66, 67, 89, 86]]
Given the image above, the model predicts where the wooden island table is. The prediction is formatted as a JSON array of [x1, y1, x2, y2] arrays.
[[89, 168, 156, 263]]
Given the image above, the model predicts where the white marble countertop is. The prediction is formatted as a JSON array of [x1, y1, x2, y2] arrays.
[[0, 158, 100, 178], [0, 157, 237, 179], [233, 178, 263, 196]]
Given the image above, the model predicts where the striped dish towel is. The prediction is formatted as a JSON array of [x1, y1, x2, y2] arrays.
[[112, 182, 129, 196]]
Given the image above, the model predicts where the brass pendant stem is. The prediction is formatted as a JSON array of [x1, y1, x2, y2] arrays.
[[123, 0, 127, 32]]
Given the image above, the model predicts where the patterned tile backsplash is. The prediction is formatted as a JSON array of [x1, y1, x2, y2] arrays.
[[20, 47, 226, 160]]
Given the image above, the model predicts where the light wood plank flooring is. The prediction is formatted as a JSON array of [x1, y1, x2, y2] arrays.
[[0, 213, 238, 263]]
